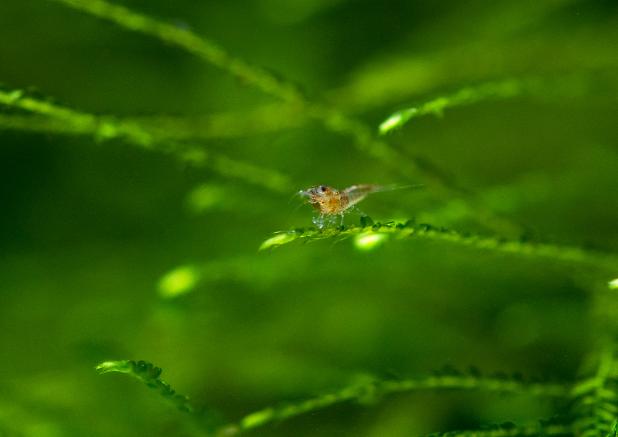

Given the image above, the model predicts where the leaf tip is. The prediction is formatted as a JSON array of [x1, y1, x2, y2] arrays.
[[354, 232, 388, 251], [259, 232, 298, 250], [96, 360, 131, 374], [158, 265, 200, 298], [378, 112, 403, 135]]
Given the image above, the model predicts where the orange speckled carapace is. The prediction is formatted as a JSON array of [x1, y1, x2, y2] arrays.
[[299, 184, 414, 228]]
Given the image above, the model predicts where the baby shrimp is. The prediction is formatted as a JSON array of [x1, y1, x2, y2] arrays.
[[298, 184, 417, 228]]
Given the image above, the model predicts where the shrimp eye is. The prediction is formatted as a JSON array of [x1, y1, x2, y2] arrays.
[[320, 185, 327, 192]]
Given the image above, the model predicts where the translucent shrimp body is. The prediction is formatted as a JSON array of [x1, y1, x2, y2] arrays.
[[299, 184, 397, 228]]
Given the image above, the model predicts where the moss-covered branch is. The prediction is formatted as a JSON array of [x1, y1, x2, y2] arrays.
[[0, 88, 290, 193], [96, 360, 194, 413], [43, 0, 405, 171], [260, 219, 618, 271], [377, 72, 613, 134], [218, 372, 571, 435], [332, 34, 618, 113], [47, 0, 305, 103], [0, 104, 304, 141], [0, 113, 96, 136], [571, 348, 618, 437], [379, 78, 536, 134], [424, 422, 573, 437], [128, 104, 304, 141]]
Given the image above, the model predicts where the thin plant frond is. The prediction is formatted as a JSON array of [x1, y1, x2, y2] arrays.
[[0, 104, 305, 141], [43, 0, 399, 169], [96, 360, 194, 413], [377, 72, 613, 134], [47, 0, 304, 103], [424, 422, 573, 437], [0, 114, 96, 135], [572, 347, 618, 437], [128, 104, 305, 141], [217, 372, 571, 435], [379, 77, 536, 135], [332, 33, 618, 113], [0, 88, 291, 193], [260, 220, 618, 271]]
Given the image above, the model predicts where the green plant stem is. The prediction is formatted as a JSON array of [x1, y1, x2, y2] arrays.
[[331, 33, 618, 113], [0, 114, 95, 135], [217, 374, 571, 435], [379, 78, 534, 134], [19, 71, 593, 145], [48, 0, 304, 103], [0, 104, 304, 141], [0, 89, 291, 193], [261, 220, 618, 271], [128, 104, 305, 140], [424, 423, 573, 437]]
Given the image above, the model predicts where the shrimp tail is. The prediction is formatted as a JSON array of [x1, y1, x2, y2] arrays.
[[370, 183, 425, 193], [344, 183, 423, 196], [342, 183, 423, 208]]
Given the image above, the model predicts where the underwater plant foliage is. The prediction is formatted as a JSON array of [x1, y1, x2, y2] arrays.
[[0, 0, 617, 435]]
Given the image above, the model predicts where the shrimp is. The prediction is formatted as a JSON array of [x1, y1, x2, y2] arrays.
[[299, 184, 414, 228]]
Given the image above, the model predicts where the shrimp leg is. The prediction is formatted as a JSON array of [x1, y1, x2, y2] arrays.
[[312, 214, 326, 229]]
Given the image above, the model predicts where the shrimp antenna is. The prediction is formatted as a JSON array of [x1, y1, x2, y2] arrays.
[[288, 190, 302, 205], [287, 189, 311, 217]]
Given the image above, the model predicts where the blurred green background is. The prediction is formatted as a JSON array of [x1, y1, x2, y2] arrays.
[[0, 0, 617, 435]]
